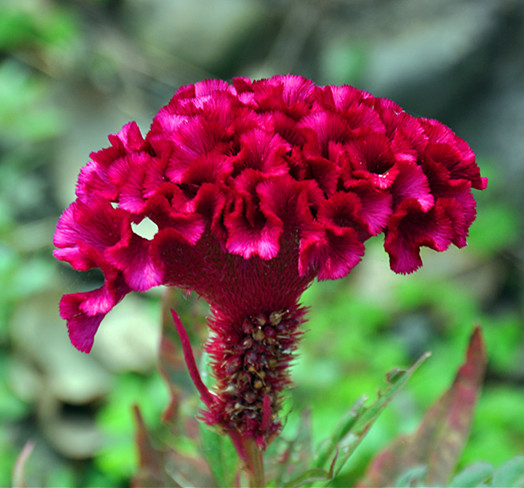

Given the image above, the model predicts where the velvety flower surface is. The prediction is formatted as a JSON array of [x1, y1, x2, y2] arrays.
[[54, 75, 486, 448]]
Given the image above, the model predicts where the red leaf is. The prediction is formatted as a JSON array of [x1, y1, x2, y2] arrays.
[[358, 326, 486, 487], [132, 405, 181, 488], [132, 405, 216, 488], [158, 288, 208, 439]]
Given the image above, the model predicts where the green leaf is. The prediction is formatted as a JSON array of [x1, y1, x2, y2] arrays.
[[448, 462, 494, 487], [313, 396, 365, 471], [492, 456, 524, 487], [199, 423, 239, 488], [358, 327, 487, 487], [283, 468, 333, 488], [284, 450, 338, 488], [394, 465, 427, 487], [267, 409, 314, 486], [132, 405, 181, 488], [314, 351, 430, 478]]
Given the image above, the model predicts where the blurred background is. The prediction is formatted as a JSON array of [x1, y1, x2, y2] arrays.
[[0, 0, 522, 486]]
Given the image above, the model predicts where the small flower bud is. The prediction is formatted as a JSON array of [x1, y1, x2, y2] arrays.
[[237, 371, 250, 385], [245, 350, 258, 365], [269, 310, 286, 326], [224, 356, 241, 374], [268, 358, 279, 368], [254, 314, 267, 326], [252, 327, 265, 342], [264, 326, 276, 339], [244, 391, 257, 404], [241, 320, 254, 334]]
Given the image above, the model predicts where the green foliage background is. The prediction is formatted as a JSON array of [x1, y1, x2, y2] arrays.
[[0, 0, 522, 486]]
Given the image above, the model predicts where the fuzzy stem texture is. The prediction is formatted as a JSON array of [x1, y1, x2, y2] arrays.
[[204, 304, 308, 450]]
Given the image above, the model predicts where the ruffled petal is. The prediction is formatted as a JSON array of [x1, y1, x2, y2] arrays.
[[165, 118, 231, 183], [53, 242, 101, 272], [231, 129, 290, 177], [77, 122, 148, 200], [391, 160, 434, 212], [53, 197, 131, 265], [191, 183, 227, 238], [225, 211, 283, 260], [299, 223, 364, 280], [142, 185, 206, 244], [108, 121, 146, 153], [60, 293, 104, 353], [302, 152, 339, 197], [384, 199, 454, 274], [75, 160, 117, 202], [225, 173, 283, 260], [59, 271, 130, 353], [299, 111, 354, 157], [317, 192, 364, 232], [419, 118, 486, 190], [346, 132, 396, 177], [316, 84, 372, 112], [348, 181, 393, 235], [252, 74, 316, 118], [180, 151, 233, 187], [105, 234, 163, 291]]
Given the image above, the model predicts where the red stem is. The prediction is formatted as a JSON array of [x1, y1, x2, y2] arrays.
[[171, 309, 215, 408]]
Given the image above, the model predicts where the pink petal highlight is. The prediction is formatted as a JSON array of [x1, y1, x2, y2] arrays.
[[349, 181, 393, 235], [106, 234, 163, 291], [224, 171, 284, 260], [299, 224, 364, 280], [391, 160, 434, 212], [59, 280, 129, 353], [225, 199, 283, 260], [232, 129, 290, 176]]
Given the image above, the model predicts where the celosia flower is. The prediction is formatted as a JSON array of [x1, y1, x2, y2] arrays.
[[54, 75, 486, 453]]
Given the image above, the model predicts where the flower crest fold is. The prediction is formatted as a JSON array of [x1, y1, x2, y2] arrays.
[[54, 74, 486, 352]]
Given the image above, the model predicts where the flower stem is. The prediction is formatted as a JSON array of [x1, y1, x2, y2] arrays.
[[245, 438, 265, 488]]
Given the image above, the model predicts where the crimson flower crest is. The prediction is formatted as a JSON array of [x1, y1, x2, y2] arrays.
[[54, 75, 486, 448]]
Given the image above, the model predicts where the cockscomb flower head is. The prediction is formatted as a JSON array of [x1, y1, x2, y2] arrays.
[[54, 75, 486, 450]]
